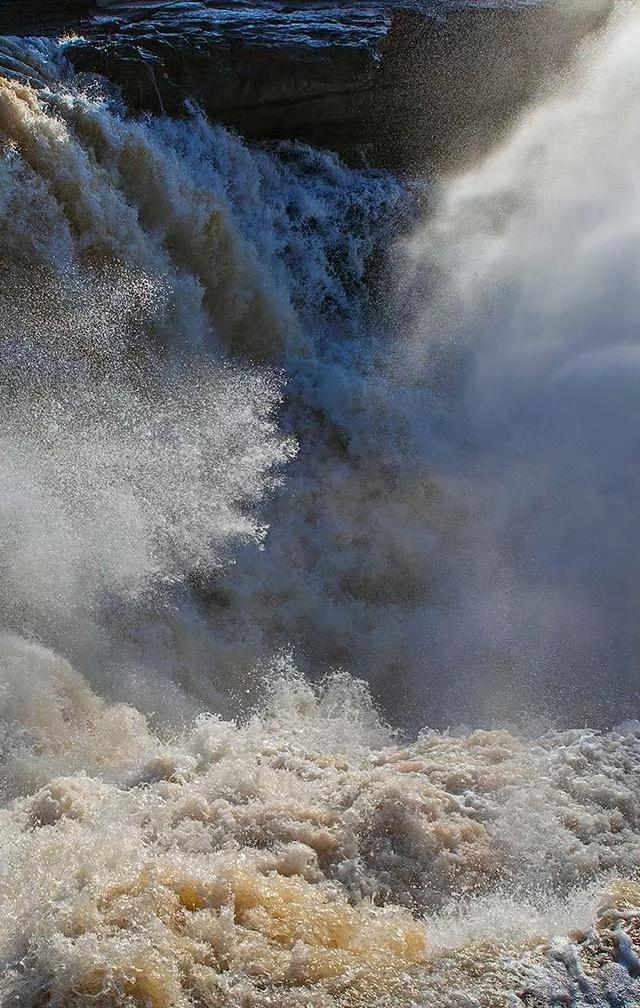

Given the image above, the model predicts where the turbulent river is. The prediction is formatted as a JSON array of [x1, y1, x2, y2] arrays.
[[2, 4, 640, 1006]]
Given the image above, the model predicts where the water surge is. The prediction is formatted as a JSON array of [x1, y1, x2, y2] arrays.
[[1, 6, 640, 1006]]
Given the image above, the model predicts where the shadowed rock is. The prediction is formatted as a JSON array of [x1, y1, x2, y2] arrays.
[[0, 1, 615, 171]]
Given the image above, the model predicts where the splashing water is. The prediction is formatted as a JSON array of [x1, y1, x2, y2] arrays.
[[1, 5, 640, 1006]]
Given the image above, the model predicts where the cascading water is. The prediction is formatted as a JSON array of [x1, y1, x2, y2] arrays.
[[1, 5, 640, 1007]]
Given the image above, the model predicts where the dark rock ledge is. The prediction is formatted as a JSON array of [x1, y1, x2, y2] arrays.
[[0, 1, 615, 171]]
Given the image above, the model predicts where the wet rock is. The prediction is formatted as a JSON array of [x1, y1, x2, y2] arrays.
[[67, 1, 616, 171], [0, 1, 615, 171], [66, 3, 388, 164]]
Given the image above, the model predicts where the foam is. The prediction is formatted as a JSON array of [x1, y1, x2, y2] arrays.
[[2, 644, 640, 1005]]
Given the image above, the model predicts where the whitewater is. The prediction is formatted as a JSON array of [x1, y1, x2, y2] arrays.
[[1, 3, 640, 1005]]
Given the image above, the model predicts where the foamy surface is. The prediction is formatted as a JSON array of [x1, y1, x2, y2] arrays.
[[3, 636, 640, 1006]]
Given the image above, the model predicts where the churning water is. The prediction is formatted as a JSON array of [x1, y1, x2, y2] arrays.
[[1, 5, 640, 1006]]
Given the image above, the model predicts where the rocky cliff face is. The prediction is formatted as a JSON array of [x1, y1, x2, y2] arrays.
[[67, 3, 388, 164], [0, 1, 615, 171]]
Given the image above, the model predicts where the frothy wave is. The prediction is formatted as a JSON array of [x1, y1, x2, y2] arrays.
[[2, 636, 640, 1005]]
